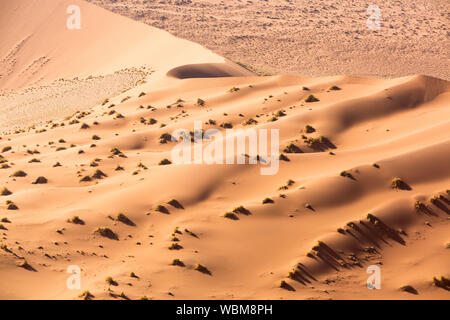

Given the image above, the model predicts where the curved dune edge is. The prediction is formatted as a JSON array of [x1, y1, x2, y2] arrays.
[[166, 62, 255, 79], [0, 72, 449, 299]]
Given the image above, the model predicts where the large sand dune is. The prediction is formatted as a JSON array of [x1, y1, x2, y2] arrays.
[[0, 0, 449, 300]]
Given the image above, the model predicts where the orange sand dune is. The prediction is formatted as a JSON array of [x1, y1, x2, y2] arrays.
[[0, 0, 449, 300]]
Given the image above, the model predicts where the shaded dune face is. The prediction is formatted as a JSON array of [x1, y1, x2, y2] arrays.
[[0, 0, 449, 301], [166, 63, 254, 79]]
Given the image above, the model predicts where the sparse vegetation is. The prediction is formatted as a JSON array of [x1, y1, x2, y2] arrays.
[[262, 197, 274, 204], [223, 212, 238, 220], [197, 98, 205, 106], [283, 143, 302, 153], [220, 122, 233, 129], [7, 201, 18, 210], [1, 188, 12, 196], [391, 177, 409, 190], [95, 227, 118, 240], [304, 124, 315, 133], [194, 263, 210, 274], [432, 276, 450, 290], [168, 243, 182, 250], [279, 153, 290, 161], [171, 258, 184, 267], [32, 176, 48, 184], [155, 205, 169, 214], [68, 216, 84, 225]]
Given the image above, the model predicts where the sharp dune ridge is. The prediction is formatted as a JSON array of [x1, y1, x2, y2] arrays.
[[0, 0, 449, 300]]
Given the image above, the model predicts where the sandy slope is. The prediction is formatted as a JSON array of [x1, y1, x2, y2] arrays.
[[0, 0, 449, 300]]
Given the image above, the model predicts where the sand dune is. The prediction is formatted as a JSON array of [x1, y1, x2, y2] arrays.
[[0, 0, 449, 300], [87, 0, 450, 80]]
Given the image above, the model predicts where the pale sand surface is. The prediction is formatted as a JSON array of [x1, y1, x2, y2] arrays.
[[0, 0, 449, 300]]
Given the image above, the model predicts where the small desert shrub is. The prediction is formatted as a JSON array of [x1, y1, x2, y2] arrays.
[[400, 285, 418, 294], [1, 146, 12, 153], [197, 98, 205, 106], [340, 170, 351, 178], [105, 276, 114, 285], [279, 153, 290, 161], [80, 123, 90, 129], [194, 263, 210, 274], [117, 213, 134, 226], [111, 148, 126, 158], [32, 176, 48, 184], [159, 133, 173, 144], [223, 212, 238, 220], [92, 170, 107, 179], [1, 188, 12, 196], [68, 216, 84, 225], [243, 118, 258, 125], [305, 95, 319, 102], [429, 196, 439, 204], [155, 205, 169, 214], [220, 122, 233, 129], [19, 259, 32, 270], [329, 85, 341, 91], [366, 213, 378, 223], [80, 176, 92, 182], [372, 163, 380, 168], [168, 243, 182, 250], [7, 202, 18, 210], [167, 199, 183, 209], [284, 143, 301, 153], [305, 203, 313, 210], [171, 258, 184, 266], [414, 200, 427, 211], [159, 158, 172, 165], [12, 170, 27, 177], [228, 87, 240, 93], [233, 206, 250, 215], [337, 227, 345, 234], [92, 135, 101, 140], [262, 197, 274, 204], [432, 276, 450, 290], [95, 227, 118, 240], [391, 177, 408, 190]]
